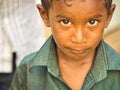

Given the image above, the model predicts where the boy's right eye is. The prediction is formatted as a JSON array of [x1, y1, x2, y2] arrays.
[[60, 20, 71, 26]]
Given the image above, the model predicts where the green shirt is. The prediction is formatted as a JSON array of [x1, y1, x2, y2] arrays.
[[10, 36, 120, 90]]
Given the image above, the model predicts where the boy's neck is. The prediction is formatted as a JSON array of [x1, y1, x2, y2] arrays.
[[57, 47, 95, 90]]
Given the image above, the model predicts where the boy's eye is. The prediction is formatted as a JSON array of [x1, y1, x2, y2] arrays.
[[87, 20, 98, 26], [60, 20, 71, 26]]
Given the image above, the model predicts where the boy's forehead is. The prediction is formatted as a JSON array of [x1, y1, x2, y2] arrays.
[[50, 0, 106, 16], [52, 0, 105, 4], [54, 0, 104, 2], [52, 0, 105, 7]]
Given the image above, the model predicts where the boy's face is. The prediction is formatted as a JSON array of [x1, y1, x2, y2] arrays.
[[39, 0, 115, 60]]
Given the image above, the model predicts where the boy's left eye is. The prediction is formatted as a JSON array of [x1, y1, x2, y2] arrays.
[[87, 20, 98, 26], [60, 20, 71, 26]]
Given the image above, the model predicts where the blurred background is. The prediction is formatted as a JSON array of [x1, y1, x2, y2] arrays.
[[0, 0, 45, 89], [0, 0, 120, 90]]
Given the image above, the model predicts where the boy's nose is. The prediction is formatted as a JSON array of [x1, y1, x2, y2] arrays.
[[71, 28, 86, 44]]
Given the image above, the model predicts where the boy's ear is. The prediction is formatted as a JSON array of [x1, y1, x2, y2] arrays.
[[105, 4, 116, 28], [37, 4, 50, 27]]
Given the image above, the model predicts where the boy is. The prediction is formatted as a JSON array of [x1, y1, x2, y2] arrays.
[[10, 0, 120, 90]]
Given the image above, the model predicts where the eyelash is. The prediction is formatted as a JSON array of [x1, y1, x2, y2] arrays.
[[59, 19, 71, 26], [58, 19, 100, 27], [87, 19, 99, 26]]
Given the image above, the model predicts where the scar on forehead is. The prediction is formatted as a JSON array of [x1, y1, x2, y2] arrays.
[[56, 0, 105, 7], [56, 0, 86, 6]]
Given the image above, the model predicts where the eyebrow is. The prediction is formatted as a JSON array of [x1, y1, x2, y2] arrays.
[[55, 15, 69, 19], [90, 14, 103, 19], [55, 14, 104, 21]]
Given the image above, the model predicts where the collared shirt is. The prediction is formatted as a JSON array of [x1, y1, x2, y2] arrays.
[[10, 36, 120, 90]]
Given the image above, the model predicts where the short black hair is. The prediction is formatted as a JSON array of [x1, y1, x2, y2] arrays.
[[41, 0, 113, 15]]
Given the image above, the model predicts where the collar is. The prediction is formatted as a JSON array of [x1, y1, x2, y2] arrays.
[[90, 40, 108, 82], [29, 36, 53, 68], [90, 40, 120, 82], [29, 36, 60, 77]]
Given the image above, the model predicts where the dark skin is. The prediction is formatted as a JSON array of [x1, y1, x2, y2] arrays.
[[37, 0, 115, 89]]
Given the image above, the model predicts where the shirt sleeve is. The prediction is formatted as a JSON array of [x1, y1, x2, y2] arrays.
[[10, 52, 36, 90], [10, 66, 27, 90]]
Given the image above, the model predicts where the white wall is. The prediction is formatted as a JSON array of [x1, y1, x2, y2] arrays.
[[107, 0, 120, 30]]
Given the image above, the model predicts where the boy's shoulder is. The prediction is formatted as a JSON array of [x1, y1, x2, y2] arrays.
[[20, 52, 37, 65], [104, 41, 120, 70], [19, 35, 53, 67]]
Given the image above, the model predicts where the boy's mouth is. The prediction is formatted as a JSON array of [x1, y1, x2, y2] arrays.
[[68, 48, 87, 54], [71, 49, 85, 54]]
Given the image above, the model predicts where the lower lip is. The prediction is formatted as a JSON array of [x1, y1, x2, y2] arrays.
[[71, 50, 85, 54]]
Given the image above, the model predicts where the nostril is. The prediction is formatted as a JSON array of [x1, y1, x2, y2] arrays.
[[71, 30, 86, 44]]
